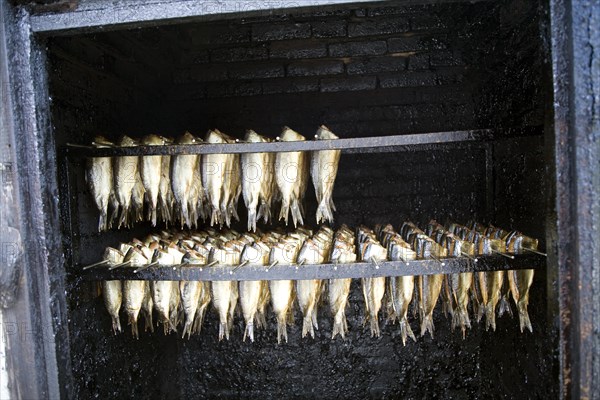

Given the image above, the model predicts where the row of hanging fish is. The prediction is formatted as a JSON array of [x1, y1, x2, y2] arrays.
[[96, 221, 539, 342], [100, 225, 334, 342], [85, 125, 341, 232]]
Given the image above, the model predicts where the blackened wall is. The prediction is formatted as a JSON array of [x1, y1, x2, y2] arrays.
[[472, 0, 549, 129], [158, 3, 480, 138]]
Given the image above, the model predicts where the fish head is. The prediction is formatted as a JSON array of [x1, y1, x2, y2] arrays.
[[279, 127, 306, 142], [103, 247, 124, 264], [178, 131, 198, 145], [92, 136, 114, 147], [156, 249, 175, 265], [119, 135, 138, 147], [364, 242, 387, 262], [315, 125, 339, 140], [193, 244, 210, 259], [241, 243, 263, 265], [119, 243, 133, 255], [125, 247, 148, 266], [137, 245, 154, 261], [183, 250, 206, 265], [166, 244, 186, 264], [142, 134, 165, 146], [205, 129, 226, 144], [244, 129, 268, 143]]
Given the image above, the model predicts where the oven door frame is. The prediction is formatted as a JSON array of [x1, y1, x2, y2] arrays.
[[1, 0, 598, 399]]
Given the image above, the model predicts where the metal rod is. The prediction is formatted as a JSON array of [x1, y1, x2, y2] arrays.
[[66, 143, 93, 149], [83, 259, 109, 270], [176, 260, 190, 270], [370, 257, 380, 269], [79, 253, 545, 281], [461, 252, 478, 263], [430, 255, 446, 266], [108, 260, 131, 270], [207, 260, 218, 267], [134, 261, 159, 273], [492, 250, 515, 259], [523, 248, 547, 257], [64, 130, 493, 158], [231, 260, 249, 275], [331, 257, 340, 270], [266, 260, 278, 271]]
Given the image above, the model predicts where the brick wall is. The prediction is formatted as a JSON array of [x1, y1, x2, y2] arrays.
[[157, 3, 480, 137]]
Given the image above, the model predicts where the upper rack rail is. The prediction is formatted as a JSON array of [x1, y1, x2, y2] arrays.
[[79, 253, 543, 281], [65, 129, 494, 157]]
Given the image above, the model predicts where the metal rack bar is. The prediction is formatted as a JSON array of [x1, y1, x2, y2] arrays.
[[78, 253, 543, 281], [64, 130, 494, 158]]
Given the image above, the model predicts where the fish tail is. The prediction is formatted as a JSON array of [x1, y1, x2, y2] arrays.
[[332, 311, 347, 339], [166, 317, 177, 335], [166, 200, 174, 223], [442, 298, 454, 319], [143, 311, 154, 333], [518, 303, 533, 333], [258, 202, 271, 224], [286, 307, 295, 325], [452, 307, 471, 337], [210, 207, 222, 227], [485, 304, 497, 331], [399, 317, 416, 346], [98, 210, 108, 232], [156, 310, 170, 333], [244, 321, 254, 342], [476, 303, 484, 323], [316, 198, 334, 224], [290, 198, 304, 228], [192, 306, 207, 335], [150, 207, 158, 227], [278, 200, 290, 225], [204, 202, 211, 222], [276, 315, 288, 344], [302, 315, 315, 339], [182, 318, 194, 339], [189, 201, 198, 227], [218, 321, 229, 341], [118, 206, 128, 229], [369, 314, 380, 338], [311, 310, 319, 331], [222, 204, 232, 227], [128, 312, 140, 339], [111, 316, 122, 334], [255, 309, 267, 330], [498, 294, 513, 318], [420, 314, 435, 338], [180, 200, 191, 228], [247, 207, 257, 232], [230, 203, 240, 222], [158, 199, 167, 223]]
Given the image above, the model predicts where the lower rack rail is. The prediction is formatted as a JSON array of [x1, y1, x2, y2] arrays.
[[79, 253, 543, 281]]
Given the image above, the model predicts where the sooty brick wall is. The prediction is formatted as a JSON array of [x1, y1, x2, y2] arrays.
[[48, 1, 545, 143], [470, 0, 549, 129], [158, 3, 482, 138]]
